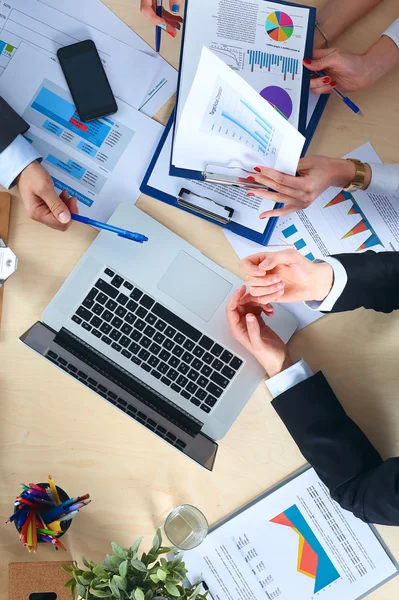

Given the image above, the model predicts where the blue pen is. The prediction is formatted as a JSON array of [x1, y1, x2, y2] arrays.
[[71, 214, 148, 244], [156, 0, 163, 53], [314, 70, 363, 117]]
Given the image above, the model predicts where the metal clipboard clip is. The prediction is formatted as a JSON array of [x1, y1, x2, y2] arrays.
[[177, 188, 234, 225], [202, 164, 269, 190]]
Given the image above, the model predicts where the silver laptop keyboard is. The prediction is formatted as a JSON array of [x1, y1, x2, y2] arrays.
[[71, 267, 243, 414]]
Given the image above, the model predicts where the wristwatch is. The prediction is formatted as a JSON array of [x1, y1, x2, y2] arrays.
[[0, 239, 18, 288], [343, 159, 367, 193]]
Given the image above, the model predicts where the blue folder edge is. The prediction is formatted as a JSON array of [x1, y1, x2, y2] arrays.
[[141, 0, 330, 246], [206, 464, 399, 600]]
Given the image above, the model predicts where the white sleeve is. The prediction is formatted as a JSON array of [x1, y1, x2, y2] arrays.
[[266, 358, 313, 398], [0, 135, 42, 189], [382, 18, 399, 48], [305, 257, 348, 312], [367, 164, 399, 199]]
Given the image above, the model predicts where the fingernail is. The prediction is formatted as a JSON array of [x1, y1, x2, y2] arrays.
[[273, 277, 280, 284], [277, 283, 285, 290], [254, 167, 261, 173], [330, 80, 337, 87], [260, 215, 268, 219], [303, 59, 312, 65], [172, 3, 179, 12], [58, 211, 70, 223], [247, 192, 255, 197], [322, 76, 330, 83], [246, 315, 255, 322], [168, 29, 176, 37], [159, 24, 167, 29], [247, 176, 256, 182], [260, 260, 270, 267]]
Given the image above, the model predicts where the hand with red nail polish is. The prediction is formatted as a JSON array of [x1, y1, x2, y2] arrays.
[[140, 0, 183, 35], [303, 47, 373, 94]]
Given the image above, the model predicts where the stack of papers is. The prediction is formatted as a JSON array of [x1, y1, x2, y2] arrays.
[[0, 0, 176, 220]]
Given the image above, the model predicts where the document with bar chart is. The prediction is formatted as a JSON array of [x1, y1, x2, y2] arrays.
[[176, 0, 312, 131], [0, 0, 177, 117], [0, 44, 163, 221], [184, 467, 398, 600], [173, 48, 305, 194]]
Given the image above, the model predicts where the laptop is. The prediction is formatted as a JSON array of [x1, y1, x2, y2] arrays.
[[20, 203, 298, 470]]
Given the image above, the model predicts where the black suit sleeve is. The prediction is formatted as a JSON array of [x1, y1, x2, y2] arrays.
[[272, 372, 399, 525], [0, 97, 30, 153], [331, 251, 399, 314]]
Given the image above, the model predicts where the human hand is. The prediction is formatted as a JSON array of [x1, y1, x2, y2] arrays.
[[239, 249, 334, 305], [227, 286, 292, 377], [247, 156, 361, 218], [303, 48, 370, 94], [140, 0, 183, 37], [17, 162, 78, 231]]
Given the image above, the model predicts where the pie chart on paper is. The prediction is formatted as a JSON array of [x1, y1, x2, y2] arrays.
[[266, 11, 294, 42]]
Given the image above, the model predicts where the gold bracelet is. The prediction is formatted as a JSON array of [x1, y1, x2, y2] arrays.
[[343, 159, 367, 193]]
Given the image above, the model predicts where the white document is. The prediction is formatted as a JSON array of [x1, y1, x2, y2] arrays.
[[0, 0, 176, 116], [35, 0, 178, 116], [225, 143, 398, 329], [177, 0, 311, 130], [185, 468, 398, 600], [173, 47, 305, 176], [0, 44, 163, 221]]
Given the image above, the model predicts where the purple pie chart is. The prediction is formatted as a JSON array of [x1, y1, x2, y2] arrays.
[[260, 86, 293, 119]]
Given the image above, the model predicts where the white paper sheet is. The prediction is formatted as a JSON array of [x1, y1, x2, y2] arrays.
[[0, 44, 163, 221], [184, 468, 398, 600], [35, 0, 178, 116], [224, 143, 399, 329], [0, 0, 176, 116], [174, 48, 305, 177], [177, 0, 311, 130]]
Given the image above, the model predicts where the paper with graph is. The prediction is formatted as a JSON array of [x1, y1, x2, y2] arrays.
[[176, 0, 311, 130], [173, 48, 305, 176], [0, 44, 163, 221], [184, 468, 398, 600]]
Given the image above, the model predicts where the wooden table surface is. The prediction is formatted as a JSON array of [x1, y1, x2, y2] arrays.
[[1, 0, 399, 598]]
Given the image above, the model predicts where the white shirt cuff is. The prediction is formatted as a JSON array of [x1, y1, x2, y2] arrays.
[[0, 135, 42, 189], [306, 257, 348, 312], [367, 163, 399, 198], [382, 18, 399, 49], [266, 358, 313, 398]]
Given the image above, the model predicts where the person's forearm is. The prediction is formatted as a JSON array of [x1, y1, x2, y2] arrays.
[[362, 34, 399, 87], [315, 0, 383, 47]]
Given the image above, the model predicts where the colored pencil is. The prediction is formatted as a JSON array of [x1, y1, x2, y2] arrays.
[[48, 474, 61, 505]]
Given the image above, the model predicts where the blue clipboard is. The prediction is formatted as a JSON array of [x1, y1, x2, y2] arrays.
[[170, 0, 317, 182]]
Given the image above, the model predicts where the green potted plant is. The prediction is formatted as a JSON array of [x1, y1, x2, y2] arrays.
[[62, 529, 208, 600]]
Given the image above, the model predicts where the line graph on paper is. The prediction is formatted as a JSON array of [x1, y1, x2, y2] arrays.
[[209, 42, 245, 71], [201, 78, 282, 160]]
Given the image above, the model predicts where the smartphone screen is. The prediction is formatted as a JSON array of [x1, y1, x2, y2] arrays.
[[57, 40, 118, 122]]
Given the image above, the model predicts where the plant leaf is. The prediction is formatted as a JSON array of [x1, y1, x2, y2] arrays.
[[91, 590, 113, 598], [130, 537, 143, 555], [61, 565, 73, 573], [131, 559, 147, 573], [113, 575, 127, 591], [157, 547, 174, 554], [119, 560, 128, 578], [135, 589, 145, 600], [157, 569, 167, 581], [152, 529, 162, 553], [150, 575, 159, 584], [82, 557, 91, 569], [64, 578, 75, 588], [76, 583, 87, 598], [78, 576, 90, 586], [165, 583, 181, 597], [112, 543, 127, 559], [110, 578, 121, 599], [93, 566, 109, 579]]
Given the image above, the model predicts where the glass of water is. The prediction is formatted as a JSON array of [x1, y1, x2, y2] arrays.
[[161, 504, 209, 550]]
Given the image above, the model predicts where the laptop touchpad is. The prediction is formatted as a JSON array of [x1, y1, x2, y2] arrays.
[[157, 251, 232, 322]]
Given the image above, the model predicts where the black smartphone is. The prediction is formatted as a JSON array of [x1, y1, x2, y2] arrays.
[[57, 40, 118, 122]]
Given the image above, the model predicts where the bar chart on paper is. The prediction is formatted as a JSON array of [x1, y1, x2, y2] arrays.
[[281, 223, 315, 260], [23, 80, 134, 172], [246, 50, 299, 81], [202, 80, 282, 159]]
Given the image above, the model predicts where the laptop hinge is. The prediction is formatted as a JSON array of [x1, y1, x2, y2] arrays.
[[54, 327, 203, 437]]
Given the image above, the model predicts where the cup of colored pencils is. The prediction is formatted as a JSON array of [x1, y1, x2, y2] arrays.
[[6, 474, 91, 553]]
